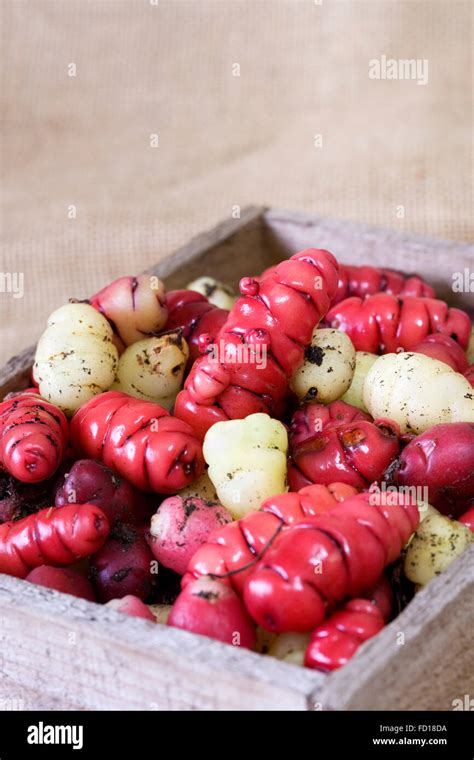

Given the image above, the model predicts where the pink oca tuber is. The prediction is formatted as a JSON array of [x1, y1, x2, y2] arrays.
[[148, 495, 232, 576], [106, 595, 156, 621]]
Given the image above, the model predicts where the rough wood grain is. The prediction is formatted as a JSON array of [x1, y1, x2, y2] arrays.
[[0, 206, 472, 711], [264, 208, 474, 310], [0, 575, 322, 711]]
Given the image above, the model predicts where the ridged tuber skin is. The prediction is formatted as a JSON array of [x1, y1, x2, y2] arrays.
[[164, 290, 228, 364], [186, 277, 237, 310], [243, 491, 419, 632], [271, 575, 392, 669], [148, 495, 232, 576], [112, 332, 189, 409], [331, 264, 435, 305], [89, 274, 168, 353], [183, 483, 358, 594], [0, 502, 109, 578], [289, 400, 372, 449], [168, 576, 257, 649], [175, 248, 340, 440], [90, 523, 156, 602], [54, 459, 151, 527], [304, 597, 385, 672], [340, 352, 378, 412], [291, 328, 356, 404], [33, 303, 119, 415], [106, 595, 156, 621], [363, 353, 474, 435], [327, 294, 470, 354], [70, 391, 204, 493], [404, 513, 473, 587], [411, 334, 468, 373], [0, 391, 69, 483], [203, 413, 288, 519], [26, 565, 96, 602], [385, 423, 474, 517], [288, 401, 400, 491]]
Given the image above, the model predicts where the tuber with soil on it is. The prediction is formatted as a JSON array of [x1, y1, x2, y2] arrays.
[[0, 392, 69, 484], [168, 576, 257, 649], [175, 248, 340, 439], [90, 523, 156, 602], [288, 401, 400, 491], [148, 495, 232, 576]]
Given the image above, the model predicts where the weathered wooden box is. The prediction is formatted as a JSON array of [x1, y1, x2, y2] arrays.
[[0, 207, 473, 711]]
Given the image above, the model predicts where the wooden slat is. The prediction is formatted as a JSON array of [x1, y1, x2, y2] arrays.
[[0, 575, 323, 711], [263, 207, 474, 310]]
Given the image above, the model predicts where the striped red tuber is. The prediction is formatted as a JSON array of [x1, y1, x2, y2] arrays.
[[0, 391, 68, 483], [175, 249, 339, 438], [327, 294, 470, 354], [0, 502, 109, 578], [70, 391, 204, 493], [243, 492, 419, 632]]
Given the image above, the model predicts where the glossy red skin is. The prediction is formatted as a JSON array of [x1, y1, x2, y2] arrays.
[[289, 401, 372, 448], [327, 294, 471, 353], [90, 524, 156, 602], [106, 595, 156, 621], [464, 364, 474, 387], [459, 507, 474, 532], [304, 597, 385, 672], [26, 565, 96, 602], [288, 402, 400, 491], [364, 574, 393, 623], [165, 290, 228, 363], [182, 483, 359, 594], [55, 459, 151, 526], [70, 391, 204, 493], [331, 264, 435, 306], [411, 334, 468, 373], [0, 503, 109, 578], [168, 576, 256, 649], [0, 391, 68, 483], [175, 249, 339, 439], [243, 492, 419, 632], [386, 422, 474, 517]]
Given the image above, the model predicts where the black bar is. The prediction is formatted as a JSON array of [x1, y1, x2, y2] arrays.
[[0, 710, 472, 757]]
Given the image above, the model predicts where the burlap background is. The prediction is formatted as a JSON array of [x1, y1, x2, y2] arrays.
[[1, 0, 472, 367]]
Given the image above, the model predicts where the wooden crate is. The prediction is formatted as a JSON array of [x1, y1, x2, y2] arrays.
[[0, 207, 473, 711]]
